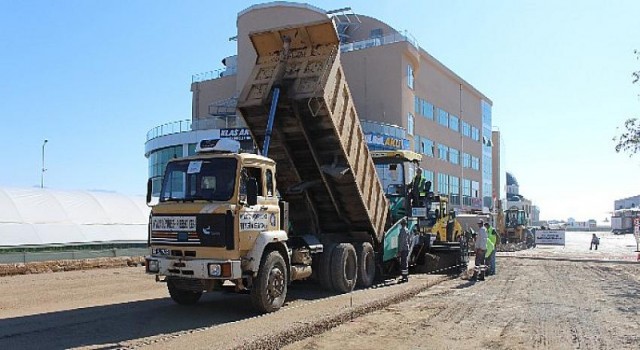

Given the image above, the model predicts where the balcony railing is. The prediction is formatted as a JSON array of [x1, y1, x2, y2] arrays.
[[340, 30, 420, 53], [146, 119, 191, 142]]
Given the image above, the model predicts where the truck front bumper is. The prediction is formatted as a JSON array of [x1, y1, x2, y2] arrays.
[[145, 256, 242, 280]]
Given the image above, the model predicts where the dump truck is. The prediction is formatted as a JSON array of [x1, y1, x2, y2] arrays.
[[145, 20, 463, 313]]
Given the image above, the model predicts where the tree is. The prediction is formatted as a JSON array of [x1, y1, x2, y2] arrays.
[[614, 118, 640, 155], [614, 50, 640, 156]]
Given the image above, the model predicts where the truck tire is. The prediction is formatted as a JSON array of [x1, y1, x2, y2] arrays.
[[315, 243, 336, 291], [356, 242, 375, 288], [330, 243, 357, 293], [251, 250, 288, 313], [168, 280, 202, 305]]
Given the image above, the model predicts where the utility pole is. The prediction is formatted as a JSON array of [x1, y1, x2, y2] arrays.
[[41, 139, 48, 188], [459, 83, 464, 212]]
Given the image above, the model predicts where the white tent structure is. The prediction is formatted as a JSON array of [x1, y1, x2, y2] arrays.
[[0, 187, 150, 247]]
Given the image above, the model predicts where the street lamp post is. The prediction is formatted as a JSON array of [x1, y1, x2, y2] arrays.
[[41, 139, 48, 188]]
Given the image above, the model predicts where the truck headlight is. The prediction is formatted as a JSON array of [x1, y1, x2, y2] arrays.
[[147, 259, 159, 273], [208, 263, 222, 277]]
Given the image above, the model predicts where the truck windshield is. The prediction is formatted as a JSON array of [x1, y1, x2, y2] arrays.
[[160, 158, 237, 202], [374, 161, 417, 196]]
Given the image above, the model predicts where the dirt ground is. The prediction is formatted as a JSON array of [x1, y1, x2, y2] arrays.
[[1, 231, 639, 349], [284, 258, 640, 350]]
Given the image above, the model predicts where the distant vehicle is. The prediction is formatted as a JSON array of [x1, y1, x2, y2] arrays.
[[501, 206, 533, 246], [611, 208, 640, 234]]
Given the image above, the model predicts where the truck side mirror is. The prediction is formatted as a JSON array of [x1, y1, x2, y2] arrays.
[[146, 178, 152, 205], [246, 177, 258, 206]]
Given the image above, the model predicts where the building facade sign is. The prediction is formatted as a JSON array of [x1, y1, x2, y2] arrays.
[[220, 128, 251, 141], [364, 132, 409, 150]]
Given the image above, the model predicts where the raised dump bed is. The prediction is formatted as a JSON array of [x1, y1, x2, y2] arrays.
[[237, 20, 388, 244]]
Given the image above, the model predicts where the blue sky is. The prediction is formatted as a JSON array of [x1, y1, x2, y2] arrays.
[[1, 0, 639, 222]]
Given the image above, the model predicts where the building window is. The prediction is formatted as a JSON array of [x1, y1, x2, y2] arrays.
[[437, 108, 448, 127], [449, 115, 459, 132], [449, 148, 459, 165], [462, 179, 471, 196], [471, 126, 480, 141], [421, 138, 434, 157], [422, 100, 433, 119], [462, 178, 471, 206], [149, 145, 184, 196], [415, 97, 434, 120], [407, 113, 414, 135], [472, 181, 480, 198], [370, 28, 383, 38], [449, 175, 460, 205], [438, 173, 449, 195], [471, 156, 480, 170], [423, 169, 434, 184], [414, 135, 421, 153], [437, 144, 448, 161], [463, 153, 471, 168], [462, 121, 471, 137], [407, 64, 414, 89]]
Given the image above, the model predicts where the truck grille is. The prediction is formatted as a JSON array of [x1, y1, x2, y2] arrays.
[[151, 212, 234, 249]]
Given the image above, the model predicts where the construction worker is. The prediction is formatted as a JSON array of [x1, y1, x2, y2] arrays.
[[398, 218, 410, 283], [590, 233, 600, 250], [410, 168, 427, 206], [471, 219, 487, 281], [484, 222, 497, 276]]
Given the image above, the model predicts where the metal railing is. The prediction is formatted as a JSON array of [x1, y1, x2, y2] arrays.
[[192, 116, 247, 130], [146, 119, 192, 142], [340, 30, 420, 53], [146, 116, 251, 142], [191, 67, 237, 83]]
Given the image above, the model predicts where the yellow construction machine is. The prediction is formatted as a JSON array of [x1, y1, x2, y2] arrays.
[[501, 206, 534, 247]]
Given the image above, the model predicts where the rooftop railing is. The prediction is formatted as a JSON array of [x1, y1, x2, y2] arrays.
[[340, 30, 419, 53], [191, 67, 238, 83], [146, 116, 249, 142], [146, 119, 191, 142]]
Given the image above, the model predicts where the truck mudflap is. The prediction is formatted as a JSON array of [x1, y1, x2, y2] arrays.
[[145, 256, 242, 280]]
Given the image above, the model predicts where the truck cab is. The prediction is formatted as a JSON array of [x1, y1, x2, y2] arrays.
[[146, 139, 292, 312]]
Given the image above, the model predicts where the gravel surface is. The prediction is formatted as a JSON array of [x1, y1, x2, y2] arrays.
[[0, 231, 637, 349], [284, 259, 640, 350]]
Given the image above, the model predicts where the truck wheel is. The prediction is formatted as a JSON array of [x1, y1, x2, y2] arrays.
[[251, 250, 287, 313], [330, 243, 357, 293], [356, 242, 375, 288], [315, 243, 336, 291], [168, 280, 202, 305]]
